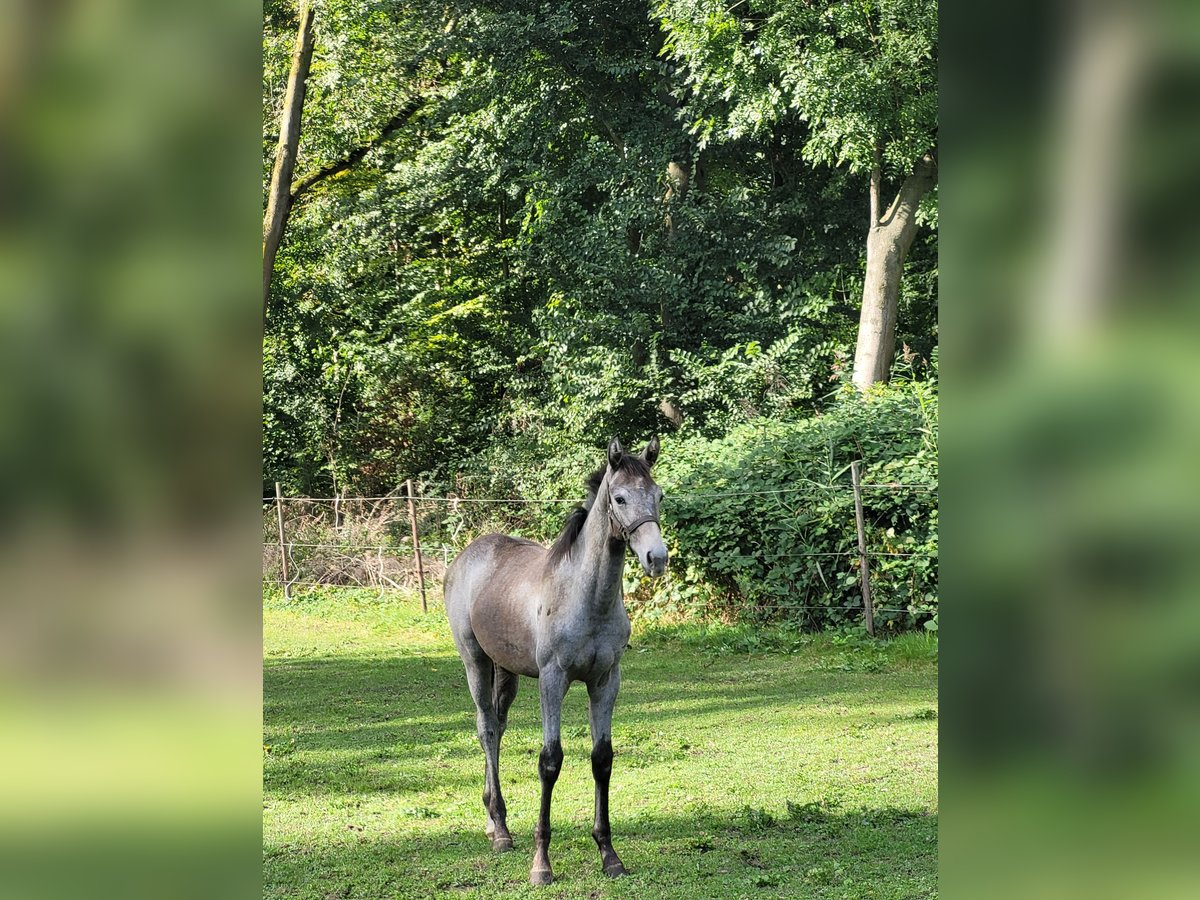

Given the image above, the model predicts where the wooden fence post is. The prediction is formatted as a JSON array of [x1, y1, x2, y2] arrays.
[[405, 479, 428, 613], [850, 461, 875, 636], [275, 481, 291, 602]]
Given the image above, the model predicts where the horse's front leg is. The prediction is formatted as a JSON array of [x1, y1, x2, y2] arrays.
[[587, 664, 627, 877], [531, 664, 568, 886]]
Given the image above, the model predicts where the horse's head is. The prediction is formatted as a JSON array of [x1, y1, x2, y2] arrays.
[[605, 436, 668, 577]]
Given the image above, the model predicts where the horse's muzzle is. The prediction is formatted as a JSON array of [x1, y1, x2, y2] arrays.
[[642, 547, 668, 578]]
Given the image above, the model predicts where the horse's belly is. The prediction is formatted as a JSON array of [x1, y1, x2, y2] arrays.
[[475, 627, 539, 677], [453, 535, 544, 677], [471, 597, 539, 677]]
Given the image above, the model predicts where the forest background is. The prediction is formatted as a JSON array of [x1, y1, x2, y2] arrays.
[[262, 0, 938, 630]]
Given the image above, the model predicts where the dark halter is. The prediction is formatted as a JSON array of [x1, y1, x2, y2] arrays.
[[609, 508, 659, 542]]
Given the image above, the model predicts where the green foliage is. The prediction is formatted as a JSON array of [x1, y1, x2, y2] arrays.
[[658, 0, 938, 177], [261, 1, 938, 629], [381, 376, 938, 632], [263, 0, 931, 494], [632, 378, 937, 630], [264, 378, 938, 631]]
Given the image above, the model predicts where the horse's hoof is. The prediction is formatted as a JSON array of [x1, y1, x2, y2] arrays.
[[530, 868, 553, 886], [603, 861, 628, 878], [492, 836, 514, 852]]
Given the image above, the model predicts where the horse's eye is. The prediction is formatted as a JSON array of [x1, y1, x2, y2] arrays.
[[614, 495, 626, 505]]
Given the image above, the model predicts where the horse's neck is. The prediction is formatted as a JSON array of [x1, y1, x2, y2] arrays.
[[566, 474, 625, 613]]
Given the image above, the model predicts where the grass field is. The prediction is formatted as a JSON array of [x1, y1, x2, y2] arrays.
[[264, 590, 938, 899]]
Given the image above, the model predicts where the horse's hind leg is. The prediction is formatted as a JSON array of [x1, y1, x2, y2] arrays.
[[487, 667, 519, 846], [494, 667, 519, 741], [461, 644, 513, 851]]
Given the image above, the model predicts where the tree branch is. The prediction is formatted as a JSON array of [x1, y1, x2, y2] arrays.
[[880, 151, 937, 231], [289, 97, 425, 203], [869, 143, 882, 226]]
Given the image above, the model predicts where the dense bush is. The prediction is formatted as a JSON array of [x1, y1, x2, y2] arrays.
[[630, 377, 937, 630]]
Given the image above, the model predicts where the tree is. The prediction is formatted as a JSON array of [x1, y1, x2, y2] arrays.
[[263, 0, 434, 321], [657, 0, 938, 389], [262, 0, 936, 495], [263, 1, 315, 321], [858, 150, 937, 389]]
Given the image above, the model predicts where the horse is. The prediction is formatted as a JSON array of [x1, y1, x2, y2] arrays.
[[444, 436, 668, 885]]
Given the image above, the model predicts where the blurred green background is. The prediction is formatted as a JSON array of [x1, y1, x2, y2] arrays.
[[943, 0, 1200, 896], [0, 2, 261, 898], [1, 0, 1199, 897]]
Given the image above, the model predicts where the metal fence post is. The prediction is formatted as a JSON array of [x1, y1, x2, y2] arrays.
[[405, 479, 428, 613], [275, 481, 291, 602], [850, 461, 875, 636]]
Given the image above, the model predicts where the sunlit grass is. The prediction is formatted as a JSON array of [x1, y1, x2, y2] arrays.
[[264, 588, 937, 899]]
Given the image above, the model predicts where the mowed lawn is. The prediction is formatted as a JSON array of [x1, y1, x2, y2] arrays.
[[264, 591, 938, 899]]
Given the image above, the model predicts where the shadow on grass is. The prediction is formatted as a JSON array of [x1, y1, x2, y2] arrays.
[[264, 803, 937, 899], [265, 633, 937, 897], [265, 652, 934, 813]]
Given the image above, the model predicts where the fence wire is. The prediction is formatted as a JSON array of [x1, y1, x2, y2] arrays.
[[268, 482, 937, 505], [262, 471, 937, 628], [264, 546, 933, 565], [259, 579, 915, 614]]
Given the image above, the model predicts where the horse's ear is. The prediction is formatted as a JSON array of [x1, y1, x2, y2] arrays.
[[607, 436, 624, 469], [643, 435, 660, 467]]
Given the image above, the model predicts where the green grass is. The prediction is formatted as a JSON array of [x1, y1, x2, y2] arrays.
[[264, 589, 938, 899]]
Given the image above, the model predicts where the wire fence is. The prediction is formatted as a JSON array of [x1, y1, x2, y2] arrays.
[[268, 482, 936, 504], [262, 469, 938, 631]]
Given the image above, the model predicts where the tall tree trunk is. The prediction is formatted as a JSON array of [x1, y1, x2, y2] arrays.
[[851, 152, 937, 391], [654, 156, 691, 429], [263, 1, 315, 323], [662, 158, 690, 333], [1040, 2, 1142, 343]]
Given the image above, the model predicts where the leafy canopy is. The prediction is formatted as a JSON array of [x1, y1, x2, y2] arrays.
[[657, 0, 938, 176]]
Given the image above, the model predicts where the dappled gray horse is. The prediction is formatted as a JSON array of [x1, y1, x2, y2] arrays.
[[444, 436, 667, 885]]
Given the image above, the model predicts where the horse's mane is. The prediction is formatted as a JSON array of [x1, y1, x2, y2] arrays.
[[546, 453, 650, 567]]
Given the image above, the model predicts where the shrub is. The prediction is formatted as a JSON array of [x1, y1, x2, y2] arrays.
[[630, 379, 937, 630]]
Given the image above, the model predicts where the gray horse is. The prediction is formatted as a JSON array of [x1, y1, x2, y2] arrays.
[[444, 436, 667, 886]]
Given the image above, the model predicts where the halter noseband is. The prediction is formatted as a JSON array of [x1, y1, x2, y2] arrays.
[[609, 508, 659, 542]]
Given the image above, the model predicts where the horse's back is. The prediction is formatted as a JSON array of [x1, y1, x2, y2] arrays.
[[445, 533, 544, 677]]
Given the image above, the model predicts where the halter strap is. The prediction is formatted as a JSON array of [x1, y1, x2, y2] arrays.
[[609, 509, 659, 542]]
